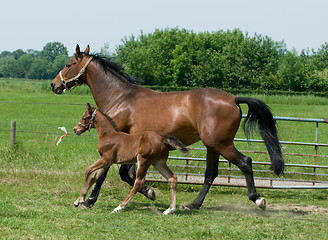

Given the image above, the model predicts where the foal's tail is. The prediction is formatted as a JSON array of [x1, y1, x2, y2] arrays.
[[235, 97, 284, 175], [163, 136, 189, 156]]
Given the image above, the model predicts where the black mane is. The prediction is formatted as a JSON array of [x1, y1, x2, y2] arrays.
[[86, 53, 141, 84], [98, 109, 121, 132]]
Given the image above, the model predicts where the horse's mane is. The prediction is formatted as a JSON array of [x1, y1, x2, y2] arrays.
[[86, 53, 141, 84], [98, 109, 121, 132]]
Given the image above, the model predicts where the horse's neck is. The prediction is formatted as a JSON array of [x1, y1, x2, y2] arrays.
[[93, 114, 117, 138], [86, 63, 137, 113]]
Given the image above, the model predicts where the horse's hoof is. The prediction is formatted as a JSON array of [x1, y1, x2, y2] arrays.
[[255, 198, 266, 210], [73, 201, 81, 208], [82, 200, 94, 208], [163, 207, 176, 215], [147, 189, 156, 201], [112, 205, 125, 213], [182, 203, 200, 211]]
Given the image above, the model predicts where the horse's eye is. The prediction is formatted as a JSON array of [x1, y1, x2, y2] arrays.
[[66, 62, 77, 68]]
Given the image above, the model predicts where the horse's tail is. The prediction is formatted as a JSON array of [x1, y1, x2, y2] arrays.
[[235, 97, 284, 176], [163, 135, 189, 156]]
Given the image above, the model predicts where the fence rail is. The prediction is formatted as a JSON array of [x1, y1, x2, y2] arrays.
[[3, 112, 328, 189], [146, 116, 328, 189]]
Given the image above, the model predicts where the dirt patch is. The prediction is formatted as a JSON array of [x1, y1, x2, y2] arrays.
[[272, 204, 328, 214]]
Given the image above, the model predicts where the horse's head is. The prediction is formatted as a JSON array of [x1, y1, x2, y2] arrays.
[[51, 44, 92, 94], [74, 103, 96, 135]]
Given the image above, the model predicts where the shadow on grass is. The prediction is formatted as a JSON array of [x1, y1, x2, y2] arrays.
[[199, 204, 311, 218]]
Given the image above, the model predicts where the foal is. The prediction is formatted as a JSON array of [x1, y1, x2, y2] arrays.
[[73, 103, 188, 214]]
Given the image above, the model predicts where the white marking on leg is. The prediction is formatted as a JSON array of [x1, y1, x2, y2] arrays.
[[255, 198, 266, 210], [163, 207, 176, 215], [112, 205, 125, 213], [73, 197, 84, 207]]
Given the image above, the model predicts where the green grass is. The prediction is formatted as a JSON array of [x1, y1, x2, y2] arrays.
[[1, 79, 328, 239]]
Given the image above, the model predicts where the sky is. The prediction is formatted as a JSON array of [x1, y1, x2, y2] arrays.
[[1, 0, 328, 55]]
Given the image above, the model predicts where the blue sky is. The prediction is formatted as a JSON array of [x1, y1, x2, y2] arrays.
[[1, 0, 327, 55]]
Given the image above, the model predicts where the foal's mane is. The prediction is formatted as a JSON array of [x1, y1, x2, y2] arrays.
[[98, 109, 121, 132], [85, 53, 141, 84]]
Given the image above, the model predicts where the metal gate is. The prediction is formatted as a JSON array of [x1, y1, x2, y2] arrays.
[[146, 116, 328, 189]]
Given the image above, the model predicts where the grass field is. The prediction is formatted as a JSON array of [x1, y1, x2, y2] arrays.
[[1, 79, 328, 239]]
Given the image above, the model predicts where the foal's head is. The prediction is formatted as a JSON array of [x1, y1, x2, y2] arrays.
[[74, 103, 96, 135]]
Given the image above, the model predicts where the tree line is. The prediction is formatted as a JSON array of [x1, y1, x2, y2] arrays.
[[116, 28, 328, 92], [1, 28, 328, 93], [0, 42, 70, 79]]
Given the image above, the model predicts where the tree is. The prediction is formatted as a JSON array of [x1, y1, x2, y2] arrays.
[[1, 58, 25, 78], [116, 28, 288, 89], [312, 42, 328, 70], [26, 57, 51, 79], [40, 42, 68, 61], [117, 28, 191, 85], [100, 42, 114, 57], [50, 55, 71, 78], [26, 49, 39, 57], [12, 49, 26, 60], [275, 50, 306, 91], [18, 54, 34, 77], [0, 51, 13, 59]]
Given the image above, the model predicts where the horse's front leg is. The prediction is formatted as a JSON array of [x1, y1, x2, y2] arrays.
[[184, 148, 219, 210], [83, 168, 109, 208], [74, 168, 93, 207]]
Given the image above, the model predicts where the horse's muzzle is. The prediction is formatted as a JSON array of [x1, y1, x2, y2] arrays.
[[51, 83, 63, 94], [73, 128, 79, 135]]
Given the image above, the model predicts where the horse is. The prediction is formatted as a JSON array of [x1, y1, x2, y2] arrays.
[[73, 103, 188, 214], [51, 44, 284, 211]]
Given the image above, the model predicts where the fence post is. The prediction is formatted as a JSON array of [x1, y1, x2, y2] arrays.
[[11, 121, 16, 146]]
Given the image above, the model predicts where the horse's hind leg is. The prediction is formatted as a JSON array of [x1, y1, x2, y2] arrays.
[[184, 148, 219, 210], [112, 159, 151, 213], [220, 145, 266, 210], [112, 177, 146, 213], [119, 164, 156, 201], [153, 159, 177, 215]]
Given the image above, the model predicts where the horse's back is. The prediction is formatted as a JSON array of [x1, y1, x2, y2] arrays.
[[131, 88, 242, 146]]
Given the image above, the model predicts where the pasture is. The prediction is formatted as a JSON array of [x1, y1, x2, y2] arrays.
[[1, 79, 328, 239]]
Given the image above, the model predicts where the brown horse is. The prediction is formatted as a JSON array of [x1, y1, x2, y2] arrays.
[[51, 44, 284, 210], [73, 103, 188, 214]]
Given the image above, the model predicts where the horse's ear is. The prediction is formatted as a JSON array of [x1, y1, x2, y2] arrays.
[[86, 103, 93, 114], [76, 44, 83, 60], [84, 45, 90, 55]]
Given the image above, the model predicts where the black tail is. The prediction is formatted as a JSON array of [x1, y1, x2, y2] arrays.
[[235, 97, 284, 175], [163, 135, 189, 156]]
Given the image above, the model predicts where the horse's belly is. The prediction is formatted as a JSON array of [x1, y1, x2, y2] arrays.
[[116, 156, 137, 165]]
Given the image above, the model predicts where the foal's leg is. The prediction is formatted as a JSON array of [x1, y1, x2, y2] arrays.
[[119, 164, 156, 201], [220, 144, 266, 210], [153, 159, 177, 215], [83, 168, 109, 208], [85, 168, 106, 195], [84, 164, 155, 208], [74, 157, 109, 207], [184, 148, 219, 210], [112, 159, 151, 213]]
